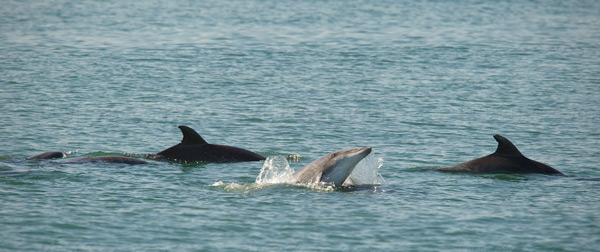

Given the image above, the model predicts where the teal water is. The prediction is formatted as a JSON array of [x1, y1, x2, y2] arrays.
[[2, 0, 600, 250]]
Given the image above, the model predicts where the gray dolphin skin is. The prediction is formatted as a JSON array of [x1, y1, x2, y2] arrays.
[[156, 125, 266, 163], [27, 152, 145, 164], [292, 147, 372, 187], [66, 156, 147, 165], [27, 151, 67, 160], [440, 134, 563, 175]]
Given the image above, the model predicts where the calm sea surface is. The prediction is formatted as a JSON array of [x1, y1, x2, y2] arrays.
[[2, 0, 600, 251]]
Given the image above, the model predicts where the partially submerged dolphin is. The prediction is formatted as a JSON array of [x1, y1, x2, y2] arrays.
[[440, 134, 563, 175], [66, 156, 147, 165], [292, 147, 372, 187], [27, 151, 146, 165], [27, 151, 67, 160], [156, 125, 266, 163]]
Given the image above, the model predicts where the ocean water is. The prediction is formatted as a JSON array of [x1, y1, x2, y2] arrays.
[[1, 0, 600, 251]]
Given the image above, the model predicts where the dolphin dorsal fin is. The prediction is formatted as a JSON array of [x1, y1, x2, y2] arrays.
[[178, 125, 208, 145], [493, 134, 523, 156]]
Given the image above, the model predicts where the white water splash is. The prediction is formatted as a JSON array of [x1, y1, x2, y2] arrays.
[[210, 181, 254, 193], [209, 156, 296, 194], [255, 156, 296, 185], [344, 154, 385, 186], [210, 181, 225, 187]]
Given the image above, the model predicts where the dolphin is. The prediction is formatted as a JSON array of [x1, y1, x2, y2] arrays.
[[156, 125, 266, 163], [440, 134, 563, 175], [26, 152, 145, 164], [27, 151, 67, 160], [292, 147, 372, 187], [65, 156, 147, 165]]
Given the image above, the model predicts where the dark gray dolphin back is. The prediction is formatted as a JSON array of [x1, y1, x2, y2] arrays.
[[442, 134, 564, 175], [27, 151, 66, 160], [68, 156, 147, 165], [156, 125, 265, 163], [179, 125, 208, 145]]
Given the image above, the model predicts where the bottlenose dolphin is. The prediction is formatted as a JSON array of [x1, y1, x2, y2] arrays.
[[440, 134, 563, 175], [27, 151, 67, 160], [292, 147, 372, 187], [27, 152, 145, 164], [66, 156, 147, 165], [156, 126, 265, 163]]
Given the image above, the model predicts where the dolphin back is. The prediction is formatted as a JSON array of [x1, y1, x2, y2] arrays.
[[157, 144, 265, 163], [443, 135, 563, 175], [27, 151, 66, 160], [68, 156, 147, 165], [156, 125, 265, 163]]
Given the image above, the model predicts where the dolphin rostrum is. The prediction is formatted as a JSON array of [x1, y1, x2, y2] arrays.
[[441, 134, 563, 175], [156, 125, 266, 163], [292, 147, 372, 186]]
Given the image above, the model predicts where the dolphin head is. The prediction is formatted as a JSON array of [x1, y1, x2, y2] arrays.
[[320, 147, 372, 186]]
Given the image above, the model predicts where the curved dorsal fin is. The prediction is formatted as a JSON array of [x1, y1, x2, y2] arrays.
[[178, 125, 208, 145], [493, 134, 523, 156]]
